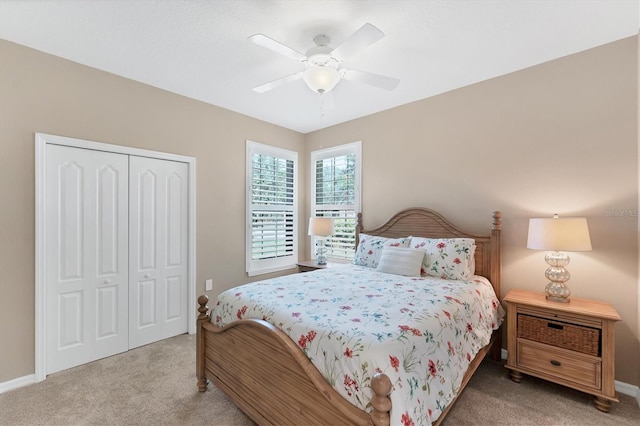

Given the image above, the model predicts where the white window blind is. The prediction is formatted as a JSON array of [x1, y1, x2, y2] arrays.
[[246, 141, 298, 276], [310, 142, 361, 261]]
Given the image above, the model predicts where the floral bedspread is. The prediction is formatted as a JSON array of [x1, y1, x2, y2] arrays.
[[211, 264, 504, 426]]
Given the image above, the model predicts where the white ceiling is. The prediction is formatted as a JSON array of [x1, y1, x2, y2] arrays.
[[0, 1, 637, 134]]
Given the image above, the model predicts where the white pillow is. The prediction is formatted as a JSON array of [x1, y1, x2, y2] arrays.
[[376, 247, 425, 277], [410, 237, 476, 280], [353, 234, 411, 269]]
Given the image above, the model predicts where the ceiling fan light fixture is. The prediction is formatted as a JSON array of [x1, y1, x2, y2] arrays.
[[250, 23, 398, 95], [303, 66, 340, 94]]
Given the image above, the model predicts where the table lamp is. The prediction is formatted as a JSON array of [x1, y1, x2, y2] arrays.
[[308, 217, 334, 265], [527, 214, 592, 303]]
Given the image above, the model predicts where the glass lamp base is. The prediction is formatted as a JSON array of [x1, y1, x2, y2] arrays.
[[545, 294, 570, 303], [316, 242, 327, 265], [544, 251, 571, 303], [545, 281, 571, 303]]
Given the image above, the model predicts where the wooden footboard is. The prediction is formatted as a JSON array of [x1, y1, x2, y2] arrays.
[[197, 295, 392, 426]]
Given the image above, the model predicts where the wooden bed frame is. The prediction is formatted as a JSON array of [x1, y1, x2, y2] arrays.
[[197, 208, 502, 425]]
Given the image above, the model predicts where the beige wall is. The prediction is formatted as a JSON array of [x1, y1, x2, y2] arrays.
[[306, 37, 639, 386], [0, 40, 305, 382], [1, 35, 638, 387]]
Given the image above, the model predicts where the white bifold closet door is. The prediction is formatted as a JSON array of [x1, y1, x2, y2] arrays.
[[128, 156, 188, 349], [46, 145, 129, 374], [46, 145, 189, 374]]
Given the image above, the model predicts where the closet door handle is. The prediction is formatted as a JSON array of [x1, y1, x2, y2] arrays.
[[144, 274, 151, 279], [103, 279, 111, 285]]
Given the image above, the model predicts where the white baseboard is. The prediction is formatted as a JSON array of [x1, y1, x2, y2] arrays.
[[615, 379, 640, 404], [0, 374, 35, 394]]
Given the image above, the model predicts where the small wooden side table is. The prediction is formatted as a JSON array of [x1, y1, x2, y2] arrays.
[[296, 260, 328, 273], [504, 289, 621, 412]]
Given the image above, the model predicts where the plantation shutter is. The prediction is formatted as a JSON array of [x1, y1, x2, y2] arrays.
[[311, 142, 361, 261], [247, 141, 298, 275]]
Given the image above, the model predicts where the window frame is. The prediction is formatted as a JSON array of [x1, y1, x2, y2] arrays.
[[246, 140, 298, 276], [309, 141, 362, 261]]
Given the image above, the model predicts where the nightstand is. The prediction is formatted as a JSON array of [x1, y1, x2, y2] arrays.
[[504, 289, 621, 412], [296, 260, 328, 273]]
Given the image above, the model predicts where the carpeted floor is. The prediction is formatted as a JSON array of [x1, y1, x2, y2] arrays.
[[0, 333, 638, 425]]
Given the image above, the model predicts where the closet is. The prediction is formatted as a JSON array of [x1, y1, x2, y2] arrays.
[[40, 136, 192, 375]]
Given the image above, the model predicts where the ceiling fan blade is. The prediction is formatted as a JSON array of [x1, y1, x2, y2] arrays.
[[341, 69, 399, 91], [252, 72, 303, 93], [248, 34, 307, 62], [330, 23, 385, 61]]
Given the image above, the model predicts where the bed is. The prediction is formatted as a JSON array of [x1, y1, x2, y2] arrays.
[[196, 208, 503, 425]]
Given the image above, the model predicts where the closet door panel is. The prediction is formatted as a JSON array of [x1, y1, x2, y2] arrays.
[[46, 145, 128, 374], [129, 156, 188, 348]]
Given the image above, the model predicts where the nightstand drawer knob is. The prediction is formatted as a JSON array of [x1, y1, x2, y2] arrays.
[[550, 359, 562, 366], [547, 322, 564, 330]]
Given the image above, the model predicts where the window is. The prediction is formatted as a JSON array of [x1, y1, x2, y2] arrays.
[[310, 141, 361, 261], [246, 141, 298, 276]]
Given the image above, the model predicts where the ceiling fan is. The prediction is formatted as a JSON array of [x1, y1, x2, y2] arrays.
[[249, 23, 399, 95]]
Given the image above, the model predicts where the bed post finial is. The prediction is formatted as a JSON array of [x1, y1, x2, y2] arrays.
[[196, 295, 210, 392], [370, 373, 392, 426], [198, 294, 209, 320], [492, 211, 502, 230]]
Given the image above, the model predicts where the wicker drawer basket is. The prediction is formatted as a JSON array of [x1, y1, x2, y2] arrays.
[[517, 314, 600, 357]]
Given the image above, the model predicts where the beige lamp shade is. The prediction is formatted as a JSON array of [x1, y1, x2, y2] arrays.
[[308, 217, 334, 237], [527, 216, 592, 252]]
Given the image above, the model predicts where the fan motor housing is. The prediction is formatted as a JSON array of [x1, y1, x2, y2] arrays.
[[306, 35, 338, 68]]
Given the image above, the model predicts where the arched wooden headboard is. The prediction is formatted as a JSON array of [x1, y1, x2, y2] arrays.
[[355, 208, 502, 298]]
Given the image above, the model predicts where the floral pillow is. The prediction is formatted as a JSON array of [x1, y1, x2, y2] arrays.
[[353, 234, 411, 269], [410, 237, 476, 280]]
